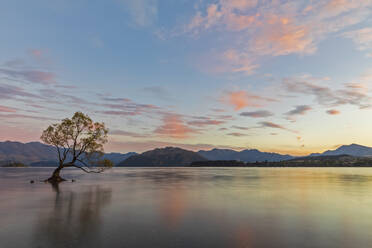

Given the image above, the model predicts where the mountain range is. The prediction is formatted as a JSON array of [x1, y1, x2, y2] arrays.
[[309, 144, 372, 157], [0, 141, 136, 166], [117, 147, 207, 167], [2, 141, 372, 167], [198, 148, 293, 162]]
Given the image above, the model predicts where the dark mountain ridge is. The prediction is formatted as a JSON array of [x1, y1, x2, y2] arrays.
[[310, 144, 372, 157], [3, 141, 372, 167], [0, 141, 136, 166], [198, 148, 293, 162], [117, 147, 207, 167]]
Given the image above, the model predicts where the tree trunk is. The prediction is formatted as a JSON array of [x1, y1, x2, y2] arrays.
[[46, 165, 66, 183]]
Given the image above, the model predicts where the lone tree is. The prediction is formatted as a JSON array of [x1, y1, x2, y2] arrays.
[[41, 112, 113, 183]]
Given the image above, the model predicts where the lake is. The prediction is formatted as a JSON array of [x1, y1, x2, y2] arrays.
[[1, 167, 372, 248]]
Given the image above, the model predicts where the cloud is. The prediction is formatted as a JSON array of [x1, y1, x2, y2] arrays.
[[285, 105, 312, 121], [260, 121, 285, 129], [231, 125, 251, 131], [343, 28, 372, 56], [0, 113, 57, 121], [100, 110, 141, 116], [284, 77, 371, 109], [119, 0, 158, 27], [0, 105, 17, 113], [99, 97, 160, 117], [101, 97, 131, 102], [326, 109, 340, 115], [0, 84, 38, 100], [106, 140, 245, 153], [227, 132, 249, 137], [183, 0, 372, 74], [154, 114, 197, 139], [222, 90, 276, 111], [3, 59, 25, 68], [39, 88, 90, 105], [221, 49, 259, 74], [142, 86, 172, 101], [110, 129, 148, 138], [259, 121, 297, 133], [29, 49, 43, 58], [0, 68, 56, 85], [211, 108, 226, 113], [187, 117, 225, 127], [240, 110, 273, 118]]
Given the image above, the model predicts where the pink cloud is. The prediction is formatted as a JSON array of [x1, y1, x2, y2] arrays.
[[30, 49, 43, 58], [154, 114, 197, 139], [222, 90, 276, 111], [184, 0, 372, 74], [0, 68, 56, 85], [0, 105, 17, 113], [252, 19, 315, 56]]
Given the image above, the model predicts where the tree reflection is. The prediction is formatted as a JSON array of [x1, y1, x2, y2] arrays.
[[33, 184, 112, 248]]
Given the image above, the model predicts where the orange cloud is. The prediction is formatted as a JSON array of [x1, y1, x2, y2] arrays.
[[0, 105, 17, 113], [223, 90, 276, 111], [228, 0, 257, 9], [253, 17, 315, 56], [227, 91, 252, 110], [155, 114, 197, 139], [222, 49, 258, 74], [184, 0, 372, 74], [326, 109, 340, 115]]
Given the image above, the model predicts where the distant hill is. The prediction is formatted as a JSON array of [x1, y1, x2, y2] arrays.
[[190, 155, 372, 167], [102, 152, 138, 164], [117, 147, 207, 167], [0, 141, 136, 166], [0, 141, 56, 163], [198, 148, 293, 162], [0, 160, 27, 167], [4, 140, 372, 167], [310, 144, 372, 157], [260, 154, 372, 167]]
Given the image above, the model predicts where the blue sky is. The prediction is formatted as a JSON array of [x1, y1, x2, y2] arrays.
[[1, 0, 372, 155]]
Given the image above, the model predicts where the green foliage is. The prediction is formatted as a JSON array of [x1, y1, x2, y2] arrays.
[[96, 159, 114, 168]]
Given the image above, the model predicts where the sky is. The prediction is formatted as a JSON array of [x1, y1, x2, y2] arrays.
[[1, 0, 372, 155]]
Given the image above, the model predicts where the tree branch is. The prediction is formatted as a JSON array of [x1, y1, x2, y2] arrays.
[[54, 145, 62, 163], [70, 164, 105, 173]]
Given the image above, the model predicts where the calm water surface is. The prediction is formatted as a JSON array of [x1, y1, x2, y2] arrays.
[[1, 167, 372, 248]]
